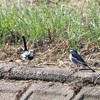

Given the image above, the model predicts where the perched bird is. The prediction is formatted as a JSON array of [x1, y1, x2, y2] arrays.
[[21, 35, 35, 61], [69, 49, 95, 72]]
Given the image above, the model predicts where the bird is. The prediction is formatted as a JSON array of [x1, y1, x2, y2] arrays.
[[21, 35, 35, 61], [69, 49, 95, 72]]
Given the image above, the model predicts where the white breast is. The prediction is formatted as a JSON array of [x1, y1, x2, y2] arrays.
[[21, 51, 29, 61], [69, 54, 73, 62]]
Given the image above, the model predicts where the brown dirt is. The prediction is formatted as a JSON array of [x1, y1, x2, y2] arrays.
[[0, 40, 100, 72]]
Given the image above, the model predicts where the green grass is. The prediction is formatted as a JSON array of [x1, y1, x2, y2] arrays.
[[0, 0, 100, 49]]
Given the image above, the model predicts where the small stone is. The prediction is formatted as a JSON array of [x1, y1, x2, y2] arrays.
[[93, 62, 100, 67], [15, 60, 22, 63]]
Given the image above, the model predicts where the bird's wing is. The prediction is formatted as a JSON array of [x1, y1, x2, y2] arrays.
[[21, 51, 29, 57], [29, 51, 34, 57], [72, 53, 87, 66]]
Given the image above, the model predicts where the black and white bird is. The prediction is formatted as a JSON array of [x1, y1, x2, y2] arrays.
[[69, 49, 95, 72], [21, 35, 35, 61]]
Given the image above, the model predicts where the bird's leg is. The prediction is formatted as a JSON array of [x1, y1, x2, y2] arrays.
[[28, 60, 30, 65], [72, 64, 79, 72], [75, 65, 80, 72], [70, 63, 74, 68], [71, 63, 76, 71]]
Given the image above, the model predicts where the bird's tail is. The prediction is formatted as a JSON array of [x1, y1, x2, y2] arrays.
[[22, 36, 28, 51], [86, 65, 95, 72]]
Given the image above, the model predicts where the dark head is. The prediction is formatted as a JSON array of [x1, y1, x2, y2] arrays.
[[69, 49, 77, 54]]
